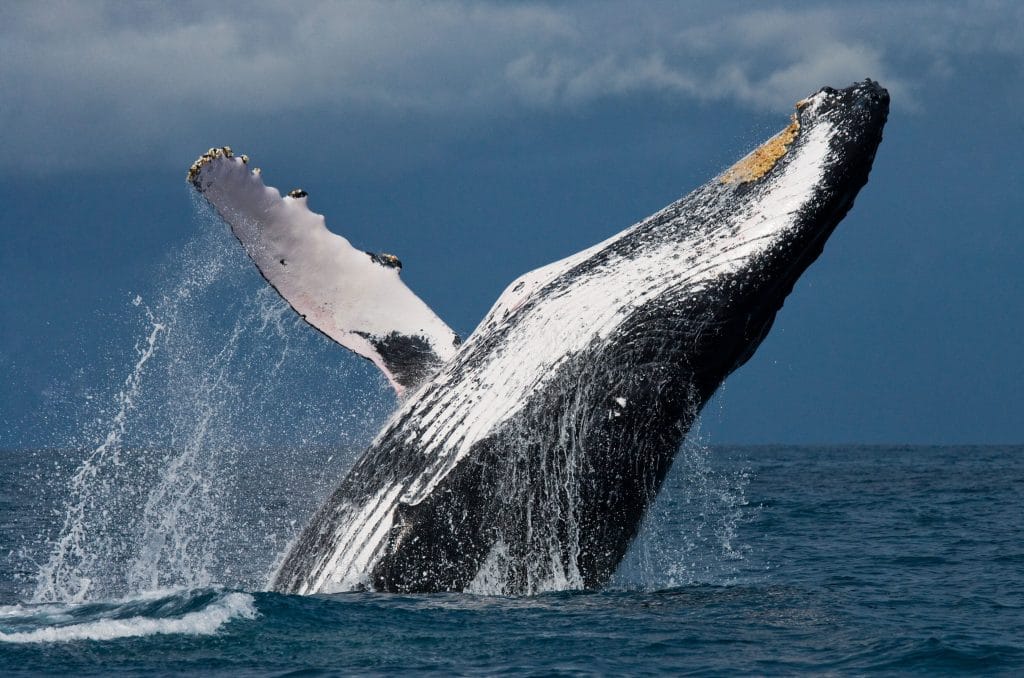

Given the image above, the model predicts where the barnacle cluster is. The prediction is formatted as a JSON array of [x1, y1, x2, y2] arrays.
[[187, 146, 234, 187], [367, 251, 403, 269]]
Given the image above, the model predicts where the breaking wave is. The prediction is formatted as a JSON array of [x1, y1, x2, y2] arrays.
[[0, 589, 256, 644]]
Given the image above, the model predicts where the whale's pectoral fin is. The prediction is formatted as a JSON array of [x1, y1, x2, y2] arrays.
[[187, 148, 460, 394]]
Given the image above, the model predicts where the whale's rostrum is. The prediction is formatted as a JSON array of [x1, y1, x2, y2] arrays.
[[189, 80, 889, 595]]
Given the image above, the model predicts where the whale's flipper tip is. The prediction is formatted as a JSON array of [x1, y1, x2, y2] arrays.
[[188, 146, 235, 188]]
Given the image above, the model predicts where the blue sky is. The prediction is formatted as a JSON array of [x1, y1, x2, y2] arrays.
[[1, 1, 1022, 447]]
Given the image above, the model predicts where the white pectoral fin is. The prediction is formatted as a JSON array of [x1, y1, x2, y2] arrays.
[[188, 147, 459, 393]]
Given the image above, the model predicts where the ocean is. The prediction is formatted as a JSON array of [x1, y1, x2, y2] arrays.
[[2, 444, 1021, 675], [2, 225, 1021, 674]]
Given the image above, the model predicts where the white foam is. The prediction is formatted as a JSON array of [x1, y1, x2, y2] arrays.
[[0, 592, 256, 644]]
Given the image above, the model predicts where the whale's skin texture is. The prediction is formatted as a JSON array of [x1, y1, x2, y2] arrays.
[[271, 81, 889, 595]]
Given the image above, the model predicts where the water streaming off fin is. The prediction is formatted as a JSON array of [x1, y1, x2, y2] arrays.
[[30, 199, 392, 603]]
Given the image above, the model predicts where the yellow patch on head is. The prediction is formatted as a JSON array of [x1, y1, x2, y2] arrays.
[[720, 112, 801, 185]]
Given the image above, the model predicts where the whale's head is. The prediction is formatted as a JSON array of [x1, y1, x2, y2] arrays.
[[454, 80, 890, 429], [720, 79, 889, 189], [655, 79, 890, 397]]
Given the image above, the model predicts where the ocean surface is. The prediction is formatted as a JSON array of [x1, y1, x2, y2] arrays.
[[2, 444, 1022, 676], [2, 225, 1021, 674]]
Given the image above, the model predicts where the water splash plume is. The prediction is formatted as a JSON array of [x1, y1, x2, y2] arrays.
[[30, 199, 390, 603]]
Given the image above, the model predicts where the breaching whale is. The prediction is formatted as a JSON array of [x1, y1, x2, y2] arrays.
[[189, 80, 889, 595]]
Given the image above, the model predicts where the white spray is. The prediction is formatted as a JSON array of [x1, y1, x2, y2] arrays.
[[30, 201, 390, 603]]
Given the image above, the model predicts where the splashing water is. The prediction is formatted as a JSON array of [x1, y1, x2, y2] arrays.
[[32, 312, 166, 603], [614, 432, 755, 590], [30, 199, 391, 604], [28, 195, 752, 604]]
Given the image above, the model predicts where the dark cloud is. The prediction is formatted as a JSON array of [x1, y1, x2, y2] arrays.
[[1, 0, 1021, 172]]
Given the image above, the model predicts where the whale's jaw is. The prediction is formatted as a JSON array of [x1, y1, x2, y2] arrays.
[[271, 81, 889, 595]]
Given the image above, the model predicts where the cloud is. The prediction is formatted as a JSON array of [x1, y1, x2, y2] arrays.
[[0, 0, 1020, 173]]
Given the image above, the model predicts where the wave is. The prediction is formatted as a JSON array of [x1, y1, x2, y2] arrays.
[[0, 588, 256, 644]]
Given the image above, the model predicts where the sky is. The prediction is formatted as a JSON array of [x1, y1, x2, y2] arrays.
[[1, 0, 1022, 448]]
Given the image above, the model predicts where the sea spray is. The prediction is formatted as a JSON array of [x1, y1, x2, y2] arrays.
[[612, 432, 756, 590], [32, 310, 166, 603], [31, 204, 391, 603]]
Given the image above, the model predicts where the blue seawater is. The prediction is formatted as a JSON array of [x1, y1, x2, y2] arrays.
[[1, 444, 1021, 675]]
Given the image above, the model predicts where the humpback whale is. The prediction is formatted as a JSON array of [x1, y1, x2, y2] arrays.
[[189, 80, 889, 595]]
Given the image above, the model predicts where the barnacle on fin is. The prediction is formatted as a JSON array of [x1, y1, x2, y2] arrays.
[[187, 146, 234, 187], [367, 251, 403, 270]]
